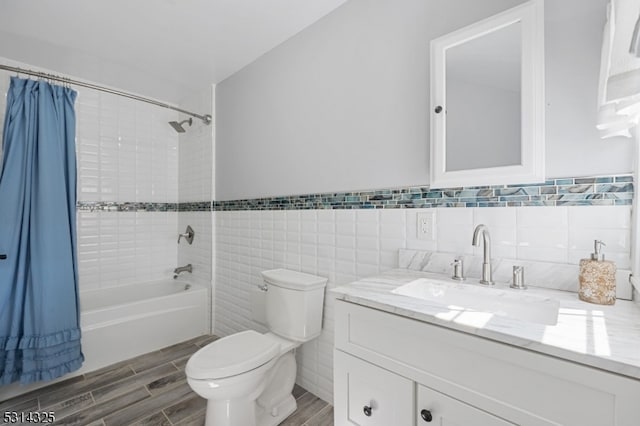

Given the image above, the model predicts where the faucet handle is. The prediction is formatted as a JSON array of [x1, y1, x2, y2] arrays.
[[451, 258, 465, 281], [178, 225, 195, 245], [510, 265, 527, 289]]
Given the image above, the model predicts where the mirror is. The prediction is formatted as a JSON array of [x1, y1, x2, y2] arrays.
[[430, 0, 544, 188]]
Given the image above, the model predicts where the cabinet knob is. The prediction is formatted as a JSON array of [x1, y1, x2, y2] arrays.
[[363, 404, 372, 417], [434, 105, 443, 113], [0, 254, 6, 260], [421, 409, 433, 422]]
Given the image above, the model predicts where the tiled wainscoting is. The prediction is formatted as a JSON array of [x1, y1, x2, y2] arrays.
[[214, 204, 632, 403]]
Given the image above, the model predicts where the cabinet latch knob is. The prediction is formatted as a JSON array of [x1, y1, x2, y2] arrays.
[[421, 409, 433, 422], [363, 404, 373, 417]]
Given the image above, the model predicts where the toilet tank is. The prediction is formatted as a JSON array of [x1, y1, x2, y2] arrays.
[[261, 269, 327, 342]]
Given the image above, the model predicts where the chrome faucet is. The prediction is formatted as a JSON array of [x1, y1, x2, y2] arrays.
[[472, 224, 494, 285], [173, 264, 192, 279]]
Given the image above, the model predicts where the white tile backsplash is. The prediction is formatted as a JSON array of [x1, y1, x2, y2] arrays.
[[518, 227, 569, 250], [567, 205, 632, 229], [517, 206, 568, 228]]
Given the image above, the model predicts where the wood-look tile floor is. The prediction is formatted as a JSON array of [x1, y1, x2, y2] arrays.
[[0, 335, 333, 426]]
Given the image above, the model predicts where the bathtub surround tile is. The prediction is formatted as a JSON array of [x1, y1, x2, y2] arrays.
[[0, 335, 330, 425], [177, 201, 213, 212], [76, 202, 180, 213], [76, 210, 178, 290]]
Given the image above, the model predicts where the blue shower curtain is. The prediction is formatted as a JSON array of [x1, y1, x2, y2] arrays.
[[0, 77, 83, 385]]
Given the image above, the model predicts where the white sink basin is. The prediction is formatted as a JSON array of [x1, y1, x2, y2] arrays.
[[391, 278, 559, 326]]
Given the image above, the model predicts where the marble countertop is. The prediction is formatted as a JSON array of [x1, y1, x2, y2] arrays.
[[332, 269, 640, 380]]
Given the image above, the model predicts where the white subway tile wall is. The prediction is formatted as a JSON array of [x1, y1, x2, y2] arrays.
[[178, 89, 214, 203], [214, 205, 632, 404], [75, 89, 180, 290], [178, 211, 213, 320], [77, 211, 179, 290], [76, 91, 179, 203], [177, 90, 215, 330]]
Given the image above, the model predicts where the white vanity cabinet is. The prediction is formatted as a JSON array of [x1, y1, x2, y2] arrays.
[[333, 299, 640, 426], [416, 384, 515, 426], [334, 350, 515, 426], [334, 350, 414, 425]]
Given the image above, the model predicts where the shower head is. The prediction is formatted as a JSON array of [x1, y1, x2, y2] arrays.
[[169, 117, 193, 133]]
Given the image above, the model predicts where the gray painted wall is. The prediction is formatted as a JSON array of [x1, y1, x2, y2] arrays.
[[216, 0, 632, 201]]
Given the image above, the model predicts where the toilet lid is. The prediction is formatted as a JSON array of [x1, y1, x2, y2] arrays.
[[186, 330, 280, 380]]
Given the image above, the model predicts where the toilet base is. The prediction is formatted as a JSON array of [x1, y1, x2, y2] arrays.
[[203, 393, 297, 426], [205, 397, 256, 426], [256, 394, 297, 426]]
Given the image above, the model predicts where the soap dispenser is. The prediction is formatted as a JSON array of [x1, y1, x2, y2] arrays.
[[578, 240, 616, 305]]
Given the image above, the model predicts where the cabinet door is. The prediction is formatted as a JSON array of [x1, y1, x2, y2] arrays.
[[334, 350, 414, 426], [417, 384, 515, 426]]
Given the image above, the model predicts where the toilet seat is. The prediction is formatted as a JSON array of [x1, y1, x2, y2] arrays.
[[186, 330, 280, 380]]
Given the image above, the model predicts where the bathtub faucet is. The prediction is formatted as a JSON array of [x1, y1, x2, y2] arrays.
[[173, 264, 192, 279]]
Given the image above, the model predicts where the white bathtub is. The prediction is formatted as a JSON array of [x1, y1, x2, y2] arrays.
[[79, 279, 209, 373], [0, 279, 209, 401]]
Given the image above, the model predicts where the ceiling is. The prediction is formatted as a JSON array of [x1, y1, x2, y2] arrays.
[[0, 0, 348, 109]]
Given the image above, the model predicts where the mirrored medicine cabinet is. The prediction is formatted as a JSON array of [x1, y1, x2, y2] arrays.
[[429, 0, 545, 188]]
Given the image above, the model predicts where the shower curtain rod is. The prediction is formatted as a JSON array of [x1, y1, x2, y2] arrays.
[[0, 64, 212, 124]]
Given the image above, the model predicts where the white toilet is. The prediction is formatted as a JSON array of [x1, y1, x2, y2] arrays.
[[186, 269, 327, 426]]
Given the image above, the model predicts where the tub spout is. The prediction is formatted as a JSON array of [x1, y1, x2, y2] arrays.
[[173, 264, 192, 279]]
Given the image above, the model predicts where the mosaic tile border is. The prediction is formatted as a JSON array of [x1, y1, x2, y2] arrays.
[[76, 201, 212, 212], [178, 202, 212, 212], [77, 202, 179, 212], [74, 175, 634, 212], [212, 175, 634, 211]]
